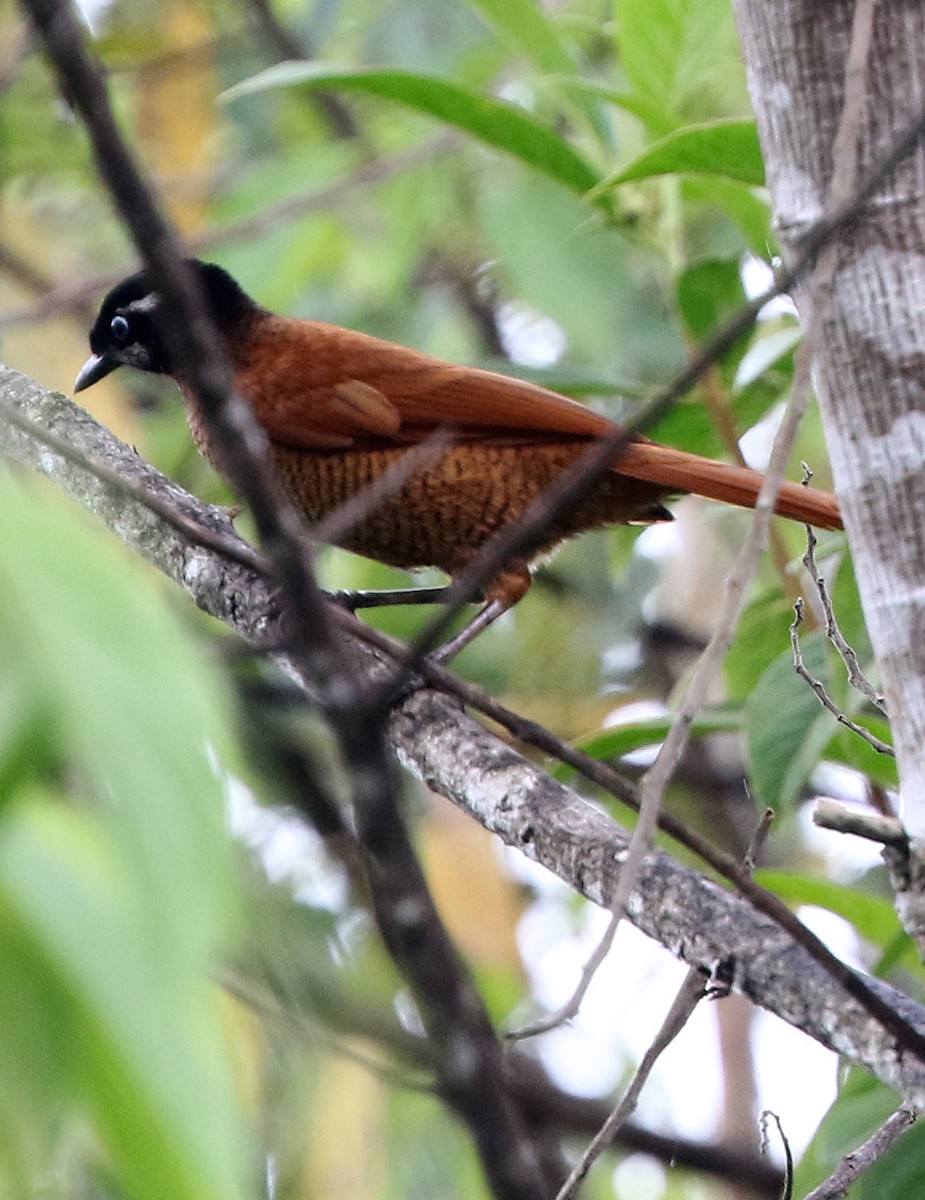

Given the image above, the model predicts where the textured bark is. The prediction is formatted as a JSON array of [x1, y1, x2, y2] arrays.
[[5, 365, 925, 1101], [733, 4, 925, 858]]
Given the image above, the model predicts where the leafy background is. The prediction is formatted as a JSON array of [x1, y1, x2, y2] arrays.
[[0, 0, 918, 1197]]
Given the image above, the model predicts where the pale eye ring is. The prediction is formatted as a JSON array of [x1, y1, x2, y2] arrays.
[[110, 314, 131, 343]]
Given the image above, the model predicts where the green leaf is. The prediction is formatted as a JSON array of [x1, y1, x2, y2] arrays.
[[744, 634, 835, 809], [0, 478, 233, 956], [0, 803, 244, 1200], [593, 120, 764, 193], [462, 0, 612, 145], [617, 0, 748, 128], [794, 1070, 913, 1199], [755, 870, 916, 968], [0, 472, 246, 1200], [222, 63, 600, 196], [553, 707, 741, 779]]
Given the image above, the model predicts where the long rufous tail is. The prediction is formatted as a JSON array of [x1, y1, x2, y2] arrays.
[[618, 440, 841, 530]]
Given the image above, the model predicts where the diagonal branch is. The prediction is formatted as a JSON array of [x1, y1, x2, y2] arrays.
[[20, 3, 550, 1194], [4, 365, 925, 1103]]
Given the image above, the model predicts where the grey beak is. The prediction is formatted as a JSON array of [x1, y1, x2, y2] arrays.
[[74, 353, 118, 393]]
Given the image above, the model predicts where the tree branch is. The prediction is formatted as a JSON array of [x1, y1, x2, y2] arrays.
[[4, 365, 925, 1105], [19, 2, 550, 1193]]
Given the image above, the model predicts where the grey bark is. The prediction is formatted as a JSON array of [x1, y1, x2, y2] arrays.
[[4, 365, 925, 1100], [734, 3, 925, 950]]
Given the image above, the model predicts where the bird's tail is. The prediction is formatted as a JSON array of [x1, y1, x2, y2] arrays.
[[616, 440, 842, 530]]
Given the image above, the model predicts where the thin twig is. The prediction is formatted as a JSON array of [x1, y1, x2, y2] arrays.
[[535, 0, 884, 1056], [790, 598, 894, 755], [802, 1106, 915, 1200], [509, 912, 621, 1039], [555, 970, 708, 1200], [813, 798, 906, 847], [554, 809, 773, 1200], [760, 1111, 794, 1200], [802, 521, 886, 711]]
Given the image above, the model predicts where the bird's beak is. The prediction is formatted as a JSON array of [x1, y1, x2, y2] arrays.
[[74, 353, 118, 393]]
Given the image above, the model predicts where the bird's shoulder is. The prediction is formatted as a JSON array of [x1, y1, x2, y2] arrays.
[[230, 313, 619, 451]]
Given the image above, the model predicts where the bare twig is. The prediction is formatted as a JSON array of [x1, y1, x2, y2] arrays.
[[802, 521, 886, 711], [23, 4, 549, 1195], [790, 598, 894, 755], [760, 1111, 794, 1200], [554, 808, 773, 1200], [7, 366, 925, 1074], [556, 970, 708, 1200], [508, 912, 621, 1040], [813, 798, 906, 847], [802, 1106, 916, 1200]]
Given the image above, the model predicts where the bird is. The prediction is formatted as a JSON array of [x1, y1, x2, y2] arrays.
[[75, 259, 841, 655]]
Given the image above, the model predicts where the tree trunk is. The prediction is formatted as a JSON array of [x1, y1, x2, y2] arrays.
[[734, 1, 925, 934]]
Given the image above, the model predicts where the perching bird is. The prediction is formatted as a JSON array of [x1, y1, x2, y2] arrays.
[[76, 260, 840, 651]]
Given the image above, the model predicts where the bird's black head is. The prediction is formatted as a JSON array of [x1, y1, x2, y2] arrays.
[[75, 259, 258, 392]]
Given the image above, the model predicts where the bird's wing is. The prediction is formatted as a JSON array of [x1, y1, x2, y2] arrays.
[[235, 319, 842, 531], [239, 320, 617, 449]]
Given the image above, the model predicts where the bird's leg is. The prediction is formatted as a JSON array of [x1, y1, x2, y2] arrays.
[[429, 564, 531, 664], [429, 597, 508, 663], [330, 585, 464, 613]]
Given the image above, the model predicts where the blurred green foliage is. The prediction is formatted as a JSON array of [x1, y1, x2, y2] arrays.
[[0, 0, 900, 1196]]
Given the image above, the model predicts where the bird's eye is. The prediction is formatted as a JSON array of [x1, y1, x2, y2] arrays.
[[110, 315, 131, 343]]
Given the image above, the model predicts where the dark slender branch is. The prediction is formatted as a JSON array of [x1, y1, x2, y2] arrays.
[[21, 5, 550, 1196], [238, 0, 359, 139], [759, 1111, 793, 1200], [790, 598, 894, 755], [5, 368, 925, 1101], [801, 520, 886, 711], [0, 136, 459, 330], [375, 95, 925, 696]]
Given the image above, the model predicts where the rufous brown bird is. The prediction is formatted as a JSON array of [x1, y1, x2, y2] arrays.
[[75, 260, 841, 652]]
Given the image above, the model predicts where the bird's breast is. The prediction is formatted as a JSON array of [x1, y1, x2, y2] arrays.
[[270, 440, 671, 578]]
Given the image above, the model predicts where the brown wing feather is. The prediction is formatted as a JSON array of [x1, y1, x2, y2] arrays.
[[234, 318, 615, 446], [233, 316, 842, 531]]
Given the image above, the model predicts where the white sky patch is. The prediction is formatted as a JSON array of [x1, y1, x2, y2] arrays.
[[509, 850, 842, 1153], [228, 778, 349, 910], [497, 301, 568, 368], [741, 254, 798, 320], [76, 0, 115, 31]]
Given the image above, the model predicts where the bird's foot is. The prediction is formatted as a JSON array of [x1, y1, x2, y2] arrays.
[[328, 585, 453, 614]]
